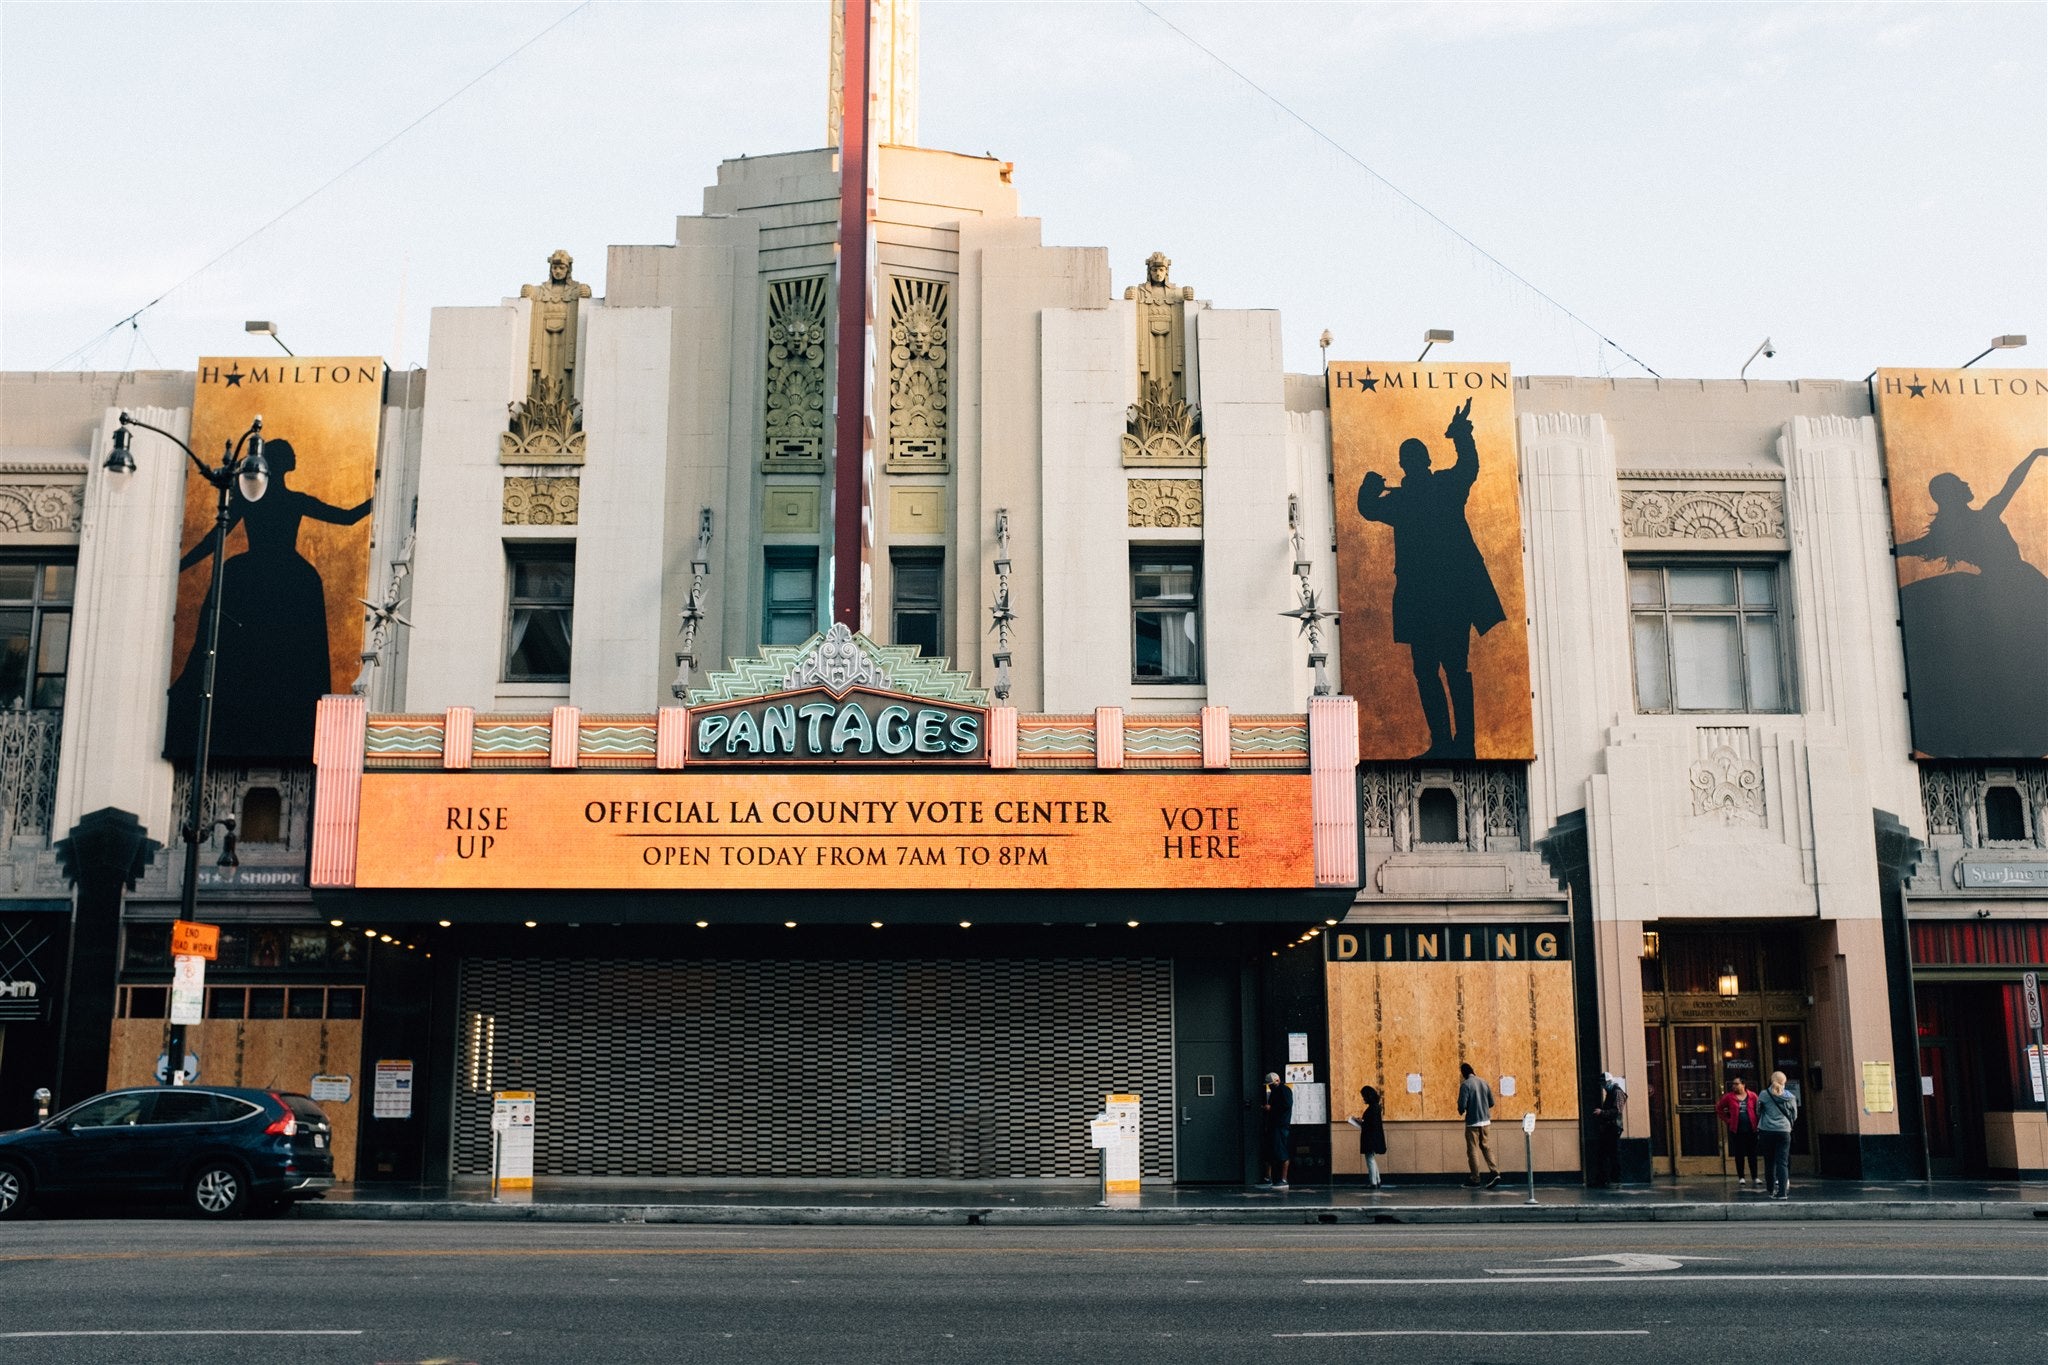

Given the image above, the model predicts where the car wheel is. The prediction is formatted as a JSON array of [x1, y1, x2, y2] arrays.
[[188, 1162, 249, 1219], [0, 1163, 29, 1219]]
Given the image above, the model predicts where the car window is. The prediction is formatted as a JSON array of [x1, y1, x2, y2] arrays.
[[64, 1093, 151, 1128], [216, 1096, 263, 1123], [147, 1091, 225, 1125]]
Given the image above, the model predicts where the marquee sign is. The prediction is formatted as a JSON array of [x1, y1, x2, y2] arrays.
[[689, 686, 984, 764], [352, 771, 1315, 891]]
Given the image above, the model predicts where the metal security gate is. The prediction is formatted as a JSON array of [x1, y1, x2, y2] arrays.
[[453, 957, 1174, 1179]]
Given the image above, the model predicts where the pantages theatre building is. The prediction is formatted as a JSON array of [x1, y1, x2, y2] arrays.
[[3, 1, 2045, 1188]]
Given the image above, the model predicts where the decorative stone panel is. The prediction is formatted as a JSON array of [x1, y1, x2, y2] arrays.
[[763, 276, 828, 470], [1689, 726, 1765, 826], [889, 487, 945, 535], [764, 486, 820, 534], [886, 276, 949, 471], [502, 476, 580, 526], [0, 484, 83, 534], [1619, 486, 1785, 545], [1126, 478, 1203, 528], [1359, 763, 1526, 853]]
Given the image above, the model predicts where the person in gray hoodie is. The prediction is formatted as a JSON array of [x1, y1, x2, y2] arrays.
[[1757, 1069, 1800, 1199], [1457, 1062, 1499, 1187]]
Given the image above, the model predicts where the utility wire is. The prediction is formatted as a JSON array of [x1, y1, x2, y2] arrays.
[[49, 1, 593, 369], [1133, 1, 1661, 378]]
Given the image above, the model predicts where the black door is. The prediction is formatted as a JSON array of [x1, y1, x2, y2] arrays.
[[1173, 959, 1245, 1182]]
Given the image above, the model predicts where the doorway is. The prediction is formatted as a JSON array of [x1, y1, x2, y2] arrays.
[[1172, 958, 1246, 1182]]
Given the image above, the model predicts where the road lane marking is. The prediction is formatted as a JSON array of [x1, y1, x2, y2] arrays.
[[0, 1330, 364, 1338], [1276, 1329, 1651, 1339], [1487, 1253, 1727, 1273], [1308, 1274, 2048, 1285]]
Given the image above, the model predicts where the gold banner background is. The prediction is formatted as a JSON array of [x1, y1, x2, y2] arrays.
[[1328, 363, 1533, 760], [171, 357, 384, 700]]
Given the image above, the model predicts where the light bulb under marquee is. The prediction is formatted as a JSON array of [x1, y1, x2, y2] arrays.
[[438, 919, 452, 928]]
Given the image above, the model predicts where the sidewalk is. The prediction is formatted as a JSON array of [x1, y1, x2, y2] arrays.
[[298, 1176, 2048, 1226]]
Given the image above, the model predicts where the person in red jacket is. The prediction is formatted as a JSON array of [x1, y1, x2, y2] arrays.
[[1716, 1076, 1761, 1187]]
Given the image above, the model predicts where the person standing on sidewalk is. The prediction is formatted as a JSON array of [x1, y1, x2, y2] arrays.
[[1260, 1072, 1293, 1189], [1351, 1084, 1388, 1189], [1590, 1073, 1626, 1188], [1717, 1076, 1761, 1188], [1757, 1070, 1799, 1199], [1457, 1063, 1499, 1188]]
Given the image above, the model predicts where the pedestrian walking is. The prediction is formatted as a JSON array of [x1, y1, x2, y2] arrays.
[[1757, 1070, 1799, 1199], [1457, 1062, 1500, 1187], [1260, 1071, 1293, 1189], [1590, 1072, 1626, 1188], [1717, 1076, 1761, 1188], [1349, 1084, 1388, 1188]]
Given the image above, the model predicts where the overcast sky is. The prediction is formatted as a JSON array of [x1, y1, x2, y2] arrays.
[[3, 2, 2042, 380]]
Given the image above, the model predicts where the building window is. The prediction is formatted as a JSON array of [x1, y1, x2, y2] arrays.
[[1416, 786, 1462, 844], [0, 556, 74, 710], [1628, 561, 1789, 713], [504, 545, 574, 682], [239, 786, 282, 843], [1132, 550, 1202, 684], [891, 549, 943, 658], [1982, 784, 2028, 843], [763, 548, 819, 646]]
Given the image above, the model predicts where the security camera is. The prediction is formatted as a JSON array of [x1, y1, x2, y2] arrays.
[[1763, 345, 1776, 359]]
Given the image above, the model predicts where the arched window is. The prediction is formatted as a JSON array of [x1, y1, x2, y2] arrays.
[[239, 786, 282, 844], [1982, 784, 2027, 843]]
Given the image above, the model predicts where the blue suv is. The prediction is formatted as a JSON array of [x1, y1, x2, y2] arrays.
[[0, 1086, 335, 1219]]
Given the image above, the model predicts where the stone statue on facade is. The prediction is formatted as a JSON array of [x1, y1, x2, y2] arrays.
[[1122, 252, 1204, 466], [504, 250, 591, 462]]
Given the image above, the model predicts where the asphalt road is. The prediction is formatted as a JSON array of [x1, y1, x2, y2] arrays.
[[1, 1218, 2044, 1364]]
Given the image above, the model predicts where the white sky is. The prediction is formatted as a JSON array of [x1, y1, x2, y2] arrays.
[[3, 1, 2043, 380]]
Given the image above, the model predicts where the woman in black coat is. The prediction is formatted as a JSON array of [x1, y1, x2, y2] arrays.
[[1353, 1085, 1388, 1188]]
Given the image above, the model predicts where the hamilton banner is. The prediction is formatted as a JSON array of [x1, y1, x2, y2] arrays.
[[166, 357, 383, 762], [1875, 368, 2048, 758], [1328, 362, 1533, 760]]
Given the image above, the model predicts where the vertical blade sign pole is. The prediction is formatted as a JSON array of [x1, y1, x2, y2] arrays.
[[831, 0, 876, 630]]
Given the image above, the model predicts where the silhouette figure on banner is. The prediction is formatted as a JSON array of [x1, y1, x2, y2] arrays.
[[1893, 446, 2048, 756], [1356, 397, 1505, 759], [166, 439, 372, 761]]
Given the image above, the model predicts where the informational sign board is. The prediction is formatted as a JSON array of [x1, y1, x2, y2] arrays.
[[1102, 1093, 1140, 1194], [2027, 1045, 2046, 1104], [1286, 1033, 1309, 1064], [169, 954, 206, 1025], [1088, 1117, 1119, 1149], [1862, 1060, 1896, 1114], [492, 1091, 535, 1191], [169, 920, 219, 961], [373, 1059, 414, 1119], [1289, 1083, 1328, 1125], [310, 1074, 353, 1104], [1284, 1063, 1314, 1085], [353, 772, 1315, 891]]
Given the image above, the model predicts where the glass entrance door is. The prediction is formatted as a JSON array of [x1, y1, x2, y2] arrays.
[[1668, 1024, 1762, 1174]]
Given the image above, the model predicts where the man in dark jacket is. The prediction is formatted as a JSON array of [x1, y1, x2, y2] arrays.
[[1457, 1062, 1499, 1187], [1591, 1072, 1627, 1188], [1260, 1072, 1293, 1189]]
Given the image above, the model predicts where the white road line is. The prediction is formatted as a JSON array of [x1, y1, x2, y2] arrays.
[[1276, 1329, 1651, 1339], [0, 1330, 365, 1339], [1306, 1273, 2048, 1286]]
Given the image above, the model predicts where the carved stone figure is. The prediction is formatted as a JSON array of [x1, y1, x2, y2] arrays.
[[764, 277, 829, 467], [1122, 252, 1204, 466], [521, 250, 592, 401], [888, 277, 948, 467]]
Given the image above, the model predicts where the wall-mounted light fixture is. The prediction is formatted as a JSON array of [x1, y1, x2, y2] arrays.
[[1717, 964, 1741, 998], [1417, 328, 1454, 362]]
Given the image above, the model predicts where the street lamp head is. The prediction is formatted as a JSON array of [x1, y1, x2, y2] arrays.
[[103, 422, 137, 492], [215, 817, 239, 869], [237, 447, 270, 503]]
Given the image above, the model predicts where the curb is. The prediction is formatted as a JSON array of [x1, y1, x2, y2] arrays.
[[295, 1200, 2048, 1227]]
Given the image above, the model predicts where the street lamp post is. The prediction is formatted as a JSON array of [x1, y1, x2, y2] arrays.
[[104, 412, 270, 1085]]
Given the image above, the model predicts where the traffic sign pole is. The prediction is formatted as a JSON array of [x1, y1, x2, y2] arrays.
[[2024, 973, 2046, 1131]]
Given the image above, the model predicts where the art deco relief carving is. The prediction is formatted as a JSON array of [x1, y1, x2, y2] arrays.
[[1358, 764, 1526, 853], [1620, 487, 1785, 541], [1689, 726, 1765, 826], [1122, 252, 1204, 467], [886, 276, 949, 470], [1126, 478, 1204, 528], [503, 476, 580, 526], [764, 276, 828, 470], [504, 250, 591, 464], [0, 484, 83, 534]]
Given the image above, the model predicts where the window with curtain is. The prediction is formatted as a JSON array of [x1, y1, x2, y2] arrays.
[[1628, 560, 1790, 713], [1132, 551, 1202, 684], [891, 549, 943, 658], [504, 545, 574, 682], [763, 548, 819, 646]]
